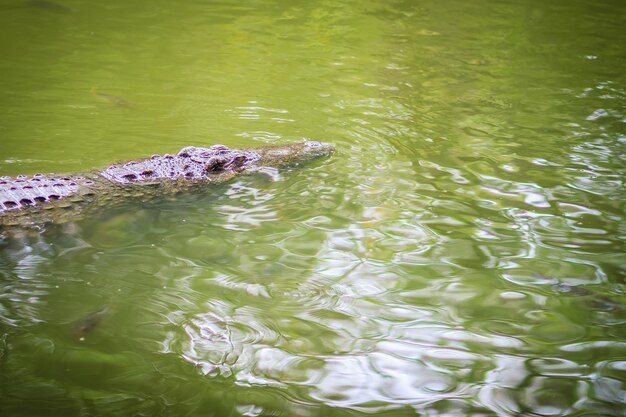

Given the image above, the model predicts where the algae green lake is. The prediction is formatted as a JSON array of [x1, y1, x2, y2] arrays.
[[1, 0, 625, 416]]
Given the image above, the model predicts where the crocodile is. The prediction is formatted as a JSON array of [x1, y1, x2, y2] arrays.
[[0, 140, 334, 227]]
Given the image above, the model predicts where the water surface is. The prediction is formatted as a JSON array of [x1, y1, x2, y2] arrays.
[[1, 0, 625, 416]]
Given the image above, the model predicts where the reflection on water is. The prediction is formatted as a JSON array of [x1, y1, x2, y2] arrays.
[[1, 0, 625, 416]]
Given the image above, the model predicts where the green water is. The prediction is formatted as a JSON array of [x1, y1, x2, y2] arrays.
[[1, 0, 625, 415]]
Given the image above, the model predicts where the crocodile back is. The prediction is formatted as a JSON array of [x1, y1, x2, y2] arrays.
[[0, 174, 95, 213]]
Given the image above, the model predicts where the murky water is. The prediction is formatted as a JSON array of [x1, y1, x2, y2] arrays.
[[1, 0, 625, 416]]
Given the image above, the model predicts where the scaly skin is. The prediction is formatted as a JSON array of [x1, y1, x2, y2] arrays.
[[0, 140, 333, 227]]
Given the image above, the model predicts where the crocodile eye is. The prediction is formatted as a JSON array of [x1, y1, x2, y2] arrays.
[[205, 157, 227, 173], [231, 154, 248, 167]]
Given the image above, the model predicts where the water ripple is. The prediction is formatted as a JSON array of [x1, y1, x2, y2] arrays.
[[1, 0, 625, 415]]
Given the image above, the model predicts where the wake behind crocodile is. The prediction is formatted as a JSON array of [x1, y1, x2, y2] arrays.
[[0, 141, 334, 227]]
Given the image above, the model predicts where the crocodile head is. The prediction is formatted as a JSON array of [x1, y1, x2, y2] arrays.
[[100, 141, 334, 184]]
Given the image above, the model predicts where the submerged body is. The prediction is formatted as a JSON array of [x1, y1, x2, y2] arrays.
[[0, 141, 333, 227]]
